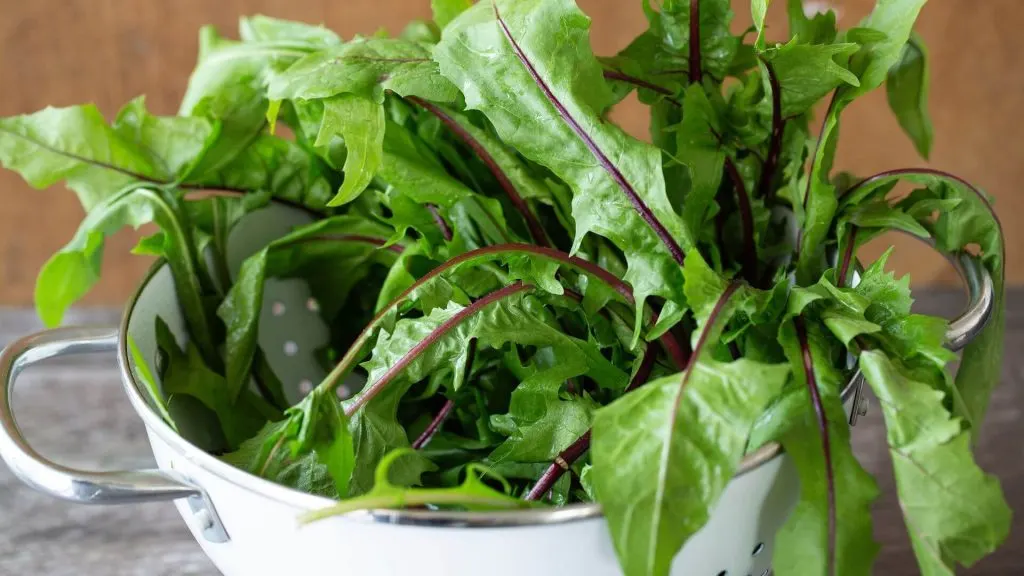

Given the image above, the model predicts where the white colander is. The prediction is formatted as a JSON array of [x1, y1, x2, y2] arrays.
[[0, 201, 993, 576]]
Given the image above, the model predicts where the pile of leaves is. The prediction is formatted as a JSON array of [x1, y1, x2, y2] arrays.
[[0, 1, 1010, 574]]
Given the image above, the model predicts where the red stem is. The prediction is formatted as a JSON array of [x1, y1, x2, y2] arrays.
[[836, 226, 857, 288], [408, 96, 550, 247], [427, 204, 453, 242], [526, 281, 741, 501], [725, 158, 758, 284], [794, 316, 836, 576], [524, 431, 592, 501], [602, 70, 681, 107], [411, 399, 455, 450], [689, 0, 702, 84], [345, 283, 533, 416], [524, 345, 660, 501], [495, 4, 687, 266], [411, 339, 477, 450]]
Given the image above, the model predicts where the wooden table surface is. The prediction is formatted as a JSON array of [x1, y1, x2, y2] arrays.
[[0, 291, 1020, 575]]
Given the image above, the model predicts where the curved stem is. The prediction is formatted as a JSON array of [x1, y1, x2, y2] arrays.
[[408, 96, 549, 247], [495, 5, 687, 266], [315, 243, 687, 397], [525, 431, 592, 501], [412, 399, 455, 450], [794, 316, 836, 576], [427, 203, 453, 242], [725, 157, 758, 284], [412, 339, 477, 450], [345, 282, 533, 416], [602, 70, 681, 107], [526, 281, 741, 501], [836, 226, 857, 288]]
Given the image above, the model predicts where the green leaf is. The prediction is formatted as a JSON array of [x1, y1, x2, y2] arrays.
[[191, 133, 335, 210], [488, 367, 600, 463], [432, 0, 473, 30], [860, 350, 1010, 574], [796, 0, 928, 282], [751, 0, 770, 49], [676, 85, 725, 236], [317, 94, 385, 206], [302, 448, 534, 522], [770, 320, 880, 576], [35, 188, 215, 365], [238, 15, 343, 46], [435, 0, 691, 331], [762, 40, 860, 117], [847, 0, 929, 101], [346, 287, 626, 492], [592, 360, 790, 576], [841, 200, 930, 238], [221, 418, 338, 497], [846, 172, 1005, 428], [268, 37, 459, 104], [113, 96, 220, 182], [155, 317, 264, 447], [0, 105, 164, 210], [127, 336, 176, 429], [643, 0, 738, 81], [179, 27, 314, 176], [886, 33, 933, 159]]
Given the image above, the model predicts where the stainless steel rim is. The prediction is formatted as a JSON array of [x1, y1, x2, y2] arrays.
[[114, 247, 993, 528]]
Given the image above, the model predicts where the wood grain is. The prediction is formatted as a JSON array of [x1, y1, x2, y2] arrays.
[[0, 290, 1021, 574], [0, 0, 1021, 306]]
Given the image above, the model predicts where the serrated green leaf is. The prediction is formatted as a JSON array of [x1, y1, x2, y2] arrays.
[[435, 0, 691, 332], [317, 94, 385, 206], [860, 350, 1011, 574]]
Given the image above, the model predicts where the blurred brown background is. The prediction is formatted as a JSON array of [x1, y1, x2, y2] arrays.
[[0, 0, 1019, 307]]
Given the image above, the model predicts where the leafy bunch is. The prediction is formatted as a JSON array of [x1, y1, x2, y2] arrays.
[[0, 1, 1009, 575]]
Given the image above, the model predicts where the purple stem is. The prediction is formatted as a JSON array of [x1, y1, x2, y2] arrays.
[[794, 316, 836, 576], [494, 5, 687, 267], [412, 399, 455, 450], [689, 0, 702, 85], [407, 96, 550, 247], [524, 345, 659, 501], [836, 226, 857, 289], [323, 243, 688, 403], [758, 60, 784, 200], [680, 281, 741, 384], [602, 70, 681, 107], [345, 282, 533, 416], [839, 167, 1005, 282], [526, 281, 742, 502], [427, 204, 454, 242], [411, 338, 477, 450], [725, 158, 758, 284], [524, 431, 592, 501]]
